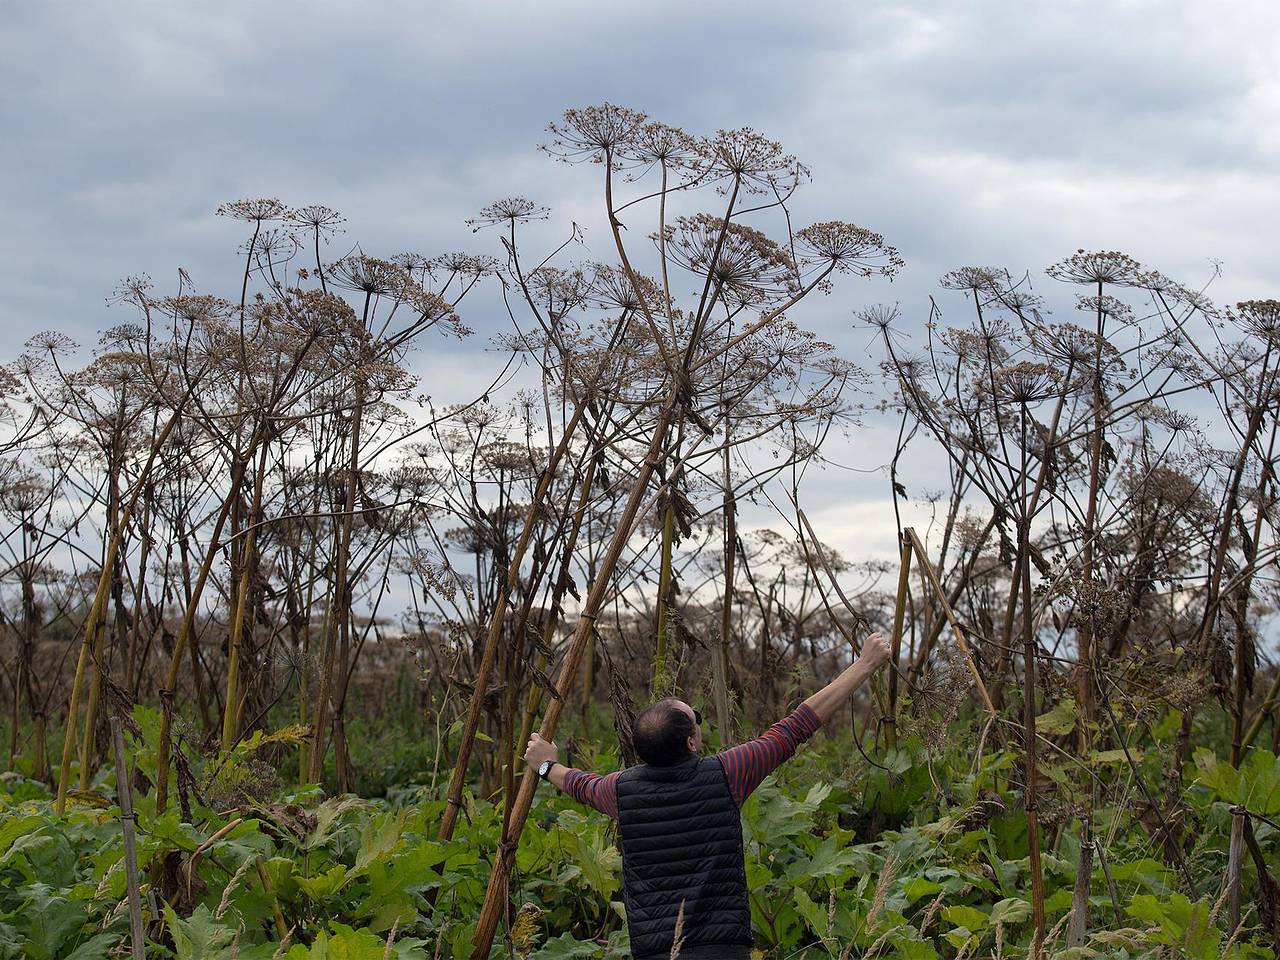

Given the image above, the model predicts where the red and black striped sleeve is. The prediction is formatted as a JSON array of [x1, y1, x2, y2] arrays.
[[716, 703, 824, 806], [561, 769, 621, 819]]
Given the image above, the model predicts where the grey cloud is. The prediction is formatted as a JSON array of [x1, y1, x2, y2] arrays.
[[3, 0, 1275, 558]]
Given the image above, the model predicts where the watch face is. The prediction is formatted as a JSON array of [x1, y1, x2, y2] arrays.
[[539, 760, 552, 778]]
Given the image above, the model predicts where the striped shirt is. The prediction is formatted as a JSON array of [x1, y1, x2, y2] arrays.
[[561, 703, 823, 819]]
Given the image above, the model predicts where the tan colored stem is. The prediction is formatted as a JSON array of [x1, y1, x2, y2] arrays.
[[469, 396, 678, 960], [904, 527, 997, 717], [885, 534, 912, 749], [438, 401, 589, 839]]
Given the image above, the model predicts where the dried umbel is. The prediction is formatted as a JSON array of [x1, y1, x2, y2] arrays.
[[98, 323, 147, 351], [525, 266, 593, 323], [407, 286, 469, 338], [1234, 299, 1280, 340], [703, 127, 808, 193], [326, 254, 410, 298], [467, 197, 551, 231], [939, 323, 1013, 367], [940, 266, 1003, 293], [621, 120, 704, 173], [429, 252, 502, 280], [543, 102, 649, 164], [1075, 293, 1134, 325], [288, 204, 346, 236], [991, 287, 1045, 318], [1046, 249, 1145, 286], [986, 362, 1068, 420], [251, 227, 301, 265], [1131, 402, 1195, 434], [907, 647, 973, 747], [663, 215, 796, 305], [277, 287, 359, 340], [859, 303, 901, 334], [24, 331, 79, 358], [216, 197, 288, 223], [1028, 322, 1119, 370], [588, 263, 666, 315], [162, 294, 235, 328], [797, 221, 904, 279]]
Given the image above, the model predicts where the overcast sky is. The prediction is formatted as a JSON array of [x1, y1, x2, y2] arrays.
[[4, 0, 1278, 563]]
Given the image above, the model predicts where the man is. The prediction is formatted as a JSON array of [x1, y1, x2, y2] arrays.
[[524, 631, 891, 960]]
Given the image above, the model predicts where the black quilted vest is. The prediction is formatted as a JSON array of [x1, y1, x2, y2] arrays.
[[615, 753, 753, 959]]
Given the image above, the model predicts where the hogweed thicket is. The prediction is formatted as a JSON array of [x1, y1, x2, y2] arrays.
[[0, 104, 1278, 960]]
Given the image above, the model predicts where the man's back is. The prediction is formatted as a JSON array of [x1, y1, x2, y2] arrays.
[[526, 632, 890, 958], [615, 754, 752, 959]]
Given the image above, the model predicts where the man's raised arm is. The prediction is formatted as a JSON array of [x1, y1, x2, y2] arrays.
[[803, 630, 891, 724], [718, 631, 890, 805]]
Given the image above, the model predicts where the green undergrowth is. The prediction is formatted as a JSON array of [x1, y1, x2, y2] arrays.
[[1, 708, 1277, 960]]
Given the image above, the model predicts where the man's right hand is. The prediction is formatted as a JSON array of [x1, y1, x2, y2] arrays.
[[524, 733, 558, 769], [858, 631, 891, 670]]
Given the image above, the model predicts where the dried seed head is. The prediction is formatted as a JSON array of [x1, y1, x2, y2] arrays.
[[622, 121, 703, 172], [797, 221, 903, 279], [1046, 249, 1144, 286], [703, 127, 809, 193], [216, 198, 288, 223], [1235, 299, 1280, 340], [467, 197, 551, 231], [1075, 293, 1134, 324], [288, 204, 346, 235], [663, 214, 796, 305], [543, 102, 649, 165], [326, 254, 410, 297], [940, 266, 1002, 293], [988, 361, 1064, 404]]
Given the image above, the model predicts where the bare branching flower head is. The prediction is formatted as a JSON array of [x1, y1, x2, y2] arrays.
[[1030, 322, 1119, 370], [25, 331, 78, 357], [588, 263, 664, 314], [408, 286, 470, 339], [992, 288, 1045, 316], [622, 120, 704, 173], [859, 304, 901, 334], [1139, 270, 1177, 295], [664, 214, 796, 304], [940, 324, 1012, 367], [1075, 293, 1133, 324], [1234, 299, 1280, 340], [988, 361, 1063, 404], [940, 266, 1002, 293], [107, 274, 155, 310], [467, 197, 551, 232], [99, 323, 147, 351], [288, 204, 346, 237], [216, 198, 288, 223], [1046, 249, 1145, 286], [0, 365, 21, 397], [1170, 284, 1221, 318], [703, 127, 808, 193], [1132, 402, 1195, 433], [543, 103, 649, 165], [797, 221, 904, 279], [525, 266, 593, 324], [326, 254, 409, 297], [252, 227, 300, 264], [163, 294, 234, 327], [429, 252, 502, 279], [281, 288, 358, 339]]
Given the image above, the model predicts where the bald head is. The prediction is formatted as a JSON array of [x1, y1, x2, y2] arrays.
[[634, 697, 699, 766]]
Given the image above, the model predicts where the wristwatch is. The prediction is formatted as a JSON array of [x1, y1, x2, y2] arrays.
[[538, 759, 556, 780]]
